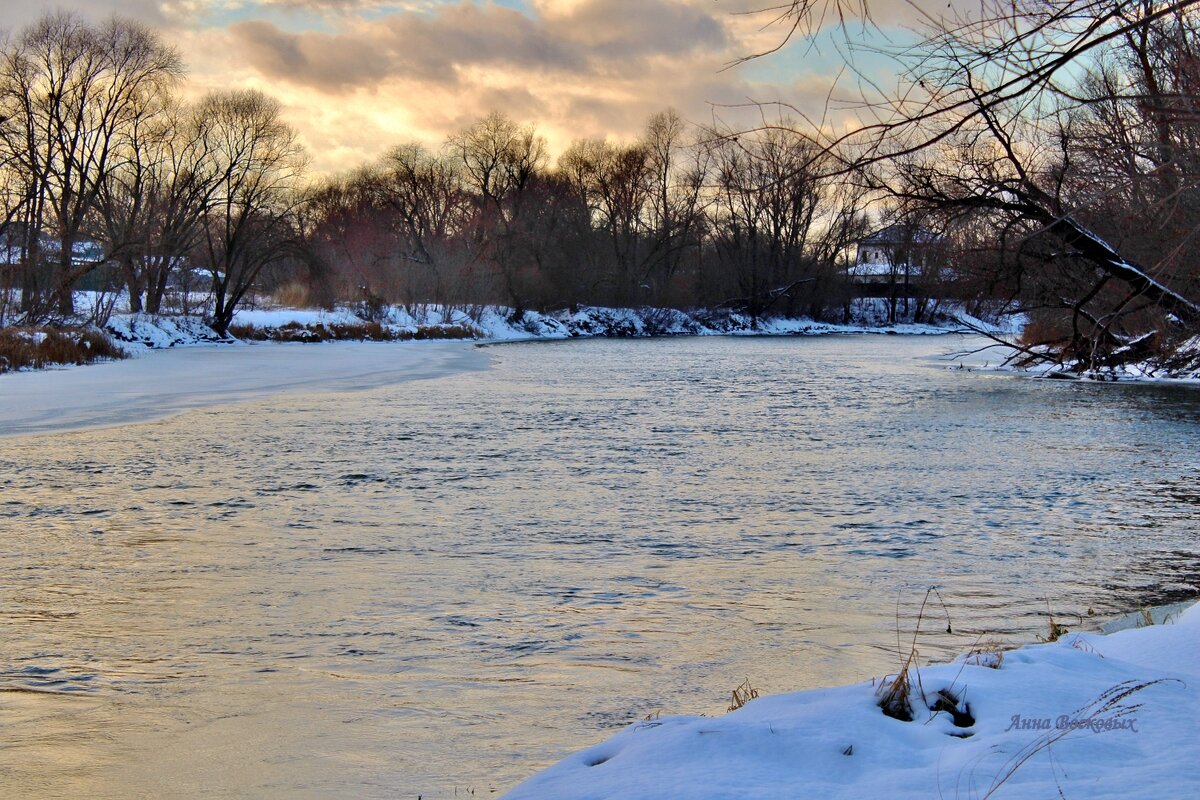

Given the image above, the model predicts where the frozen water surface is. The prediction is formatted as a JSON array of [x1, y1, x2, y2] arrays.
[[0, 340, 487, 436]]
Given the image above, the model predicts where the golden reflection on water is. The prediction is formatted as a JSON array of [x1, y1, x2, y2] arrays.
[[1, 336, 1199, 797]]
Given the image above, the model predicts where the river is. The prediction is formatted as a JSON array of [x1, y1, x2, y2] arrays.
[[1, 335, 1197, 798]]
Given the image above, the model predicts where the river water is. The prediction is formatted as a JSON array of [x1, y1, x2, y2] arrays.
[[1, 336, 1198, 798]]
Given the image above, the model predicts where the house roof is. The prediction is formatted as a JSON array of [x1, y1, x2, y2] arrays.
[[859, 223, 939, 245], [0, 225, 107, 265]]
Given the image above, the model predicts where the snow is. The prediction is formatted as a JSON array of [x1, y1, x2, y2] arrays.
[[505, 602, 1200, 799], [232, 307, 366, 328], [5, 292, 1017, 366], [99, 300, 1004, 349], [105, 313, 232, 350], [953, 333, 1200, 385], [0, 340, 488, 437], [847, 262, 906, 277]]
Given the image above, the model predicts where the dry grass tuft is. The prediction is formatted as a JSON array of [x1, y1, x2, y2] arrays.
[[877, 586, 953, 722], [727, 678, 760, 712], [877, 650, 918, 721], [1069, 638, 1103, 656], [227, 323, 270, 341], [1040, 618, 1070, 642], [271, 282, 312, 308], [962, 639, 1009, 669], [1037, 603, 1078, 643], [0, 327, 126, 373]]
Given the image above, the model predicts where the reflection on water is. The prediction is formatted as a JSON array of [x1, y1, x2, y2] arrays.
[[1, 335, 1198, 798]]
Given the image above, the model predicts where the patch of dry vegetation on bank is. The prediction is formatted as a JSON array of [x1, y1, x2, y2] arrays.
[[228, 321, 481, 343], [0, 328, 127, 373]]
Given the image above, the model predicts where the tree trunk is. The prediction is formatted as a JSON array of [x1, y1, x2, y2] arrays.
[[55, 254, 75, 316], [1038, 211, 1200, 328], [123, 257, 144, 313]]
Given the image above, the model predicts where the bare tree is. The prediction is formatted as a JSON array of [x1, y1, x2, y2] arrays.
[[559, 136, 653, 303], [373, 143, 473, 305], [446, 112, 546, 212], [707, 123, 825, 321], [95, 95, 232, 315], [0, 160, 26, 325], [642, 110, 709, 303], [95, 92, 171, 313], [193, 89, 306, 336], [745, 0, 1200, 369], [558, 111, 709, 307], [0, 12, 182, 318], [446, 112, 548, 314]]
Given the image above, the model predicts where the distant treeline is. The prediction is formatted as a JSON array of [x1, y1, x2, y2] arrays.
[[302, 109, 884, 322], [0, 13, 1011, 336]]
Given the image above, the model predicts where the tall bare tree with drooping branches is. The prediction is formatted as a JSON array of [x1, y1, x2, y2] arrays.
[[740, 0, 1200, 371]]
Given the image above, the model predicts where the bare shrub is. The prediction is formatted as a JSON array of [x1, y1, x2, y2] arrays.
[[1037, 604, 1078, 643], [0, 327, 127, 373]]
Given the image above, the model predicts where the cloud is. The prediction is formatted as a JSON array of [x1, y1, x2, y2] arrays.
[[200, 0, 761, 172], [0, 3, 1000, 182], [229, 0, 726, 93], [137, 0, 920, 172], [231, 20, 404, 90], [0, 0, 173, 32], [542, 0, 725, 59], [254, 0, 436, 10], [229, 3, 588, 92]]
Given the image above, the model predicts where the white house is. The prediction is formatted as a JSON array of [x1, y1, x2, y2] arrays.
[[849, 224, 940, 284]]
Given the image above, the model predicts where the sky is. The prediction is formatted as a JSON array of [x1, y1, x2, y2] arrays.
[[1, 1, 943, 174]]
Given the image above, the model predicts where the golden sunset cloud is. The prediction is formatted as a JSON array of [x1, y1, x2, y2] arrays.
[[10, 1, 957, 173]]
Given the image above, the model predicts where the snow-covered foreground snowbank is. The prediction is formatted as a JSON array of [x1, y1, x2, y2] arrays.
[[506, 602, 1200, 799], [0, 340, 486, 436]]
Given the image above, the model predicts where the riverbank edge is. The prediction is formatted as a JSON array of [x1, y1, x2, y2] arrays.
[[504, 599, 1200, 799], [1, 300, 1006, 374], [962, 340, 1200, 385], [101, 305, 1200, 383], [110, 302, 1001, 349]]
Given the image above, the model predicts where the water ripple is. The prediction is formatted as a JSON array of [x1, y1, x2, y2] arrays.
[[0, 336, 1198, 798]]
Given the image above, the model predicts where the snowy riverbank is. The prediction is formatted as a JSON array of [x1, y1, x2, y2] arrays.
[[956, 338, 1200, 385], [506, 602, 1200, 799], [96, 303, 1200, 384], [98, 299, 1008, 353]]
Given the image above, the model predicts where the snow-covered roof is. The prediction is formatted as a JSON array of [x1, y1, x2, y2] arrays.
[[859, 223, 939, 245], [0, 228, 107, 265]]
